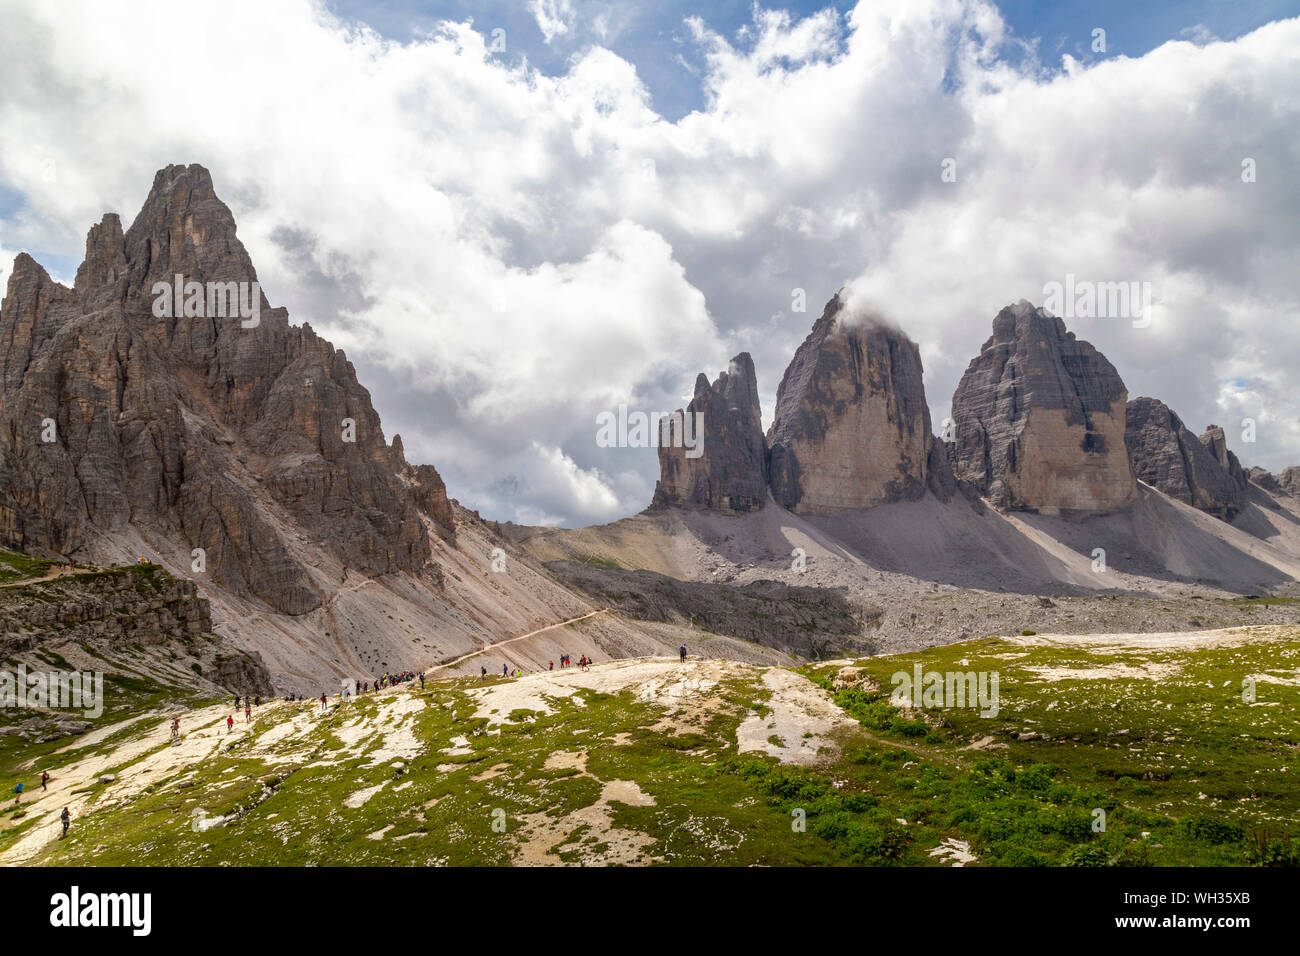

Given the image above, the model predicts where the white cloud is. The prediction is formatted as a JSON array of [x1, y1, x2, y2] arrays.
[[1, 0, 1297, 525], [530, 0, 576, 43]]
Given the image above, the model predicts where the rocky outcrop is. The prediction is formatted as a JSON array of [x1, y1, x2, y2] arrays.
[[653, 353, 768, 513], [1124, 398, 1245, 520], [1197, 425, 1249, 491], [0, 563, 271, 694], [1260, 466, 1300, 497], [949, 301, 1137, 514], [547, 559, 876, 658], [1249, 466, 1300, 497], [766, 293, 945, 513], [0, 165, 454, 616], [1249, 467, 1282, 494]]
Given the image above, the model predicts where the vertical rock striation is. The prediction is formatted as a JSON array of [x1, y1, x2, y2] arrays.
[[765, 293, 947, 513], [654, 353, 768, 512], [950, 301, 1136, 514]]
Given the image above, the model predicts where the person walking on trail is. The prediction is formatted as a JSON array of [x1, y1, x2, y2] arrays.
[[12, 782, 22, 805], [319, 693, 327, 713], [480, 666, 487, 680], [502, 663, 508, 677], [244, 703, 251, 723], [227, 714, 234, 733], [41, 771, 49, 792], [679, 645, 687, 663], [171, 717, 181, 740], [60, 807, 71, 839], [548, 660, 553, 671], [419, 673, 425, 690]]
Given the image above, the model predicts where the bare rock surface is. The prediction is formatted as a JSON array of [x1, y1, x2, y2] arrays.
[[1125, 397, 1245, 520], [950, 301, 1136, 514], [653, 352, 767, 513], [0, 164, 453, 618], [767, 293, 944, 513]]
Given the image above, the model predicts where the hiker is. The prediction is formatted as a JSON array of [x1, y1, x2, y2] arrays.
[[12, 782, 22, 804], [514, 668, 521, 678], [244, 703, 251, 723], [502, 663, 508, 677], [320, 693, 327, 713], [548, 660, 553, 671], [254, 695, 261, 707], [679, 645, 687, 663], [41, 771, 49, 792], [480, 666, 487, 680], [234, 694, 240, 708], [419, 673, 425, 690], [60, 807, 70, 839], [227, 715, 234, 733], [170, 718, 180, 740]]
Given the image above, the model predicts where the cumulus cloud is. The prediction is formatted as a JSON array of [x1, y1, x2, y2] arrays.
[[1, 0, 1297, 525]]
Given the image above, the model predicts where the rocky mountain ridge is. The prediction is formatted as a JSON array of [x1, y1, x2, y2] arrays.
[[0, 164, 453, 621]]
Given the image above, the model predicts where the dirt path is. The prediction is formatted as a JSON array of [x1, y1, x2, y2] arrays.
[[0, 566, 75, 589], [423, 609, 609, 674]]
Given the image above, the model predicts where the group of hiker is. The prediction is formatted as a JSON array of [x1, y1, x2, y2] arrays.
[[11, 770, 72, 839], [365, 671, 421, 691], [476, 651, 605, 680], [223, 669, 433, 727]]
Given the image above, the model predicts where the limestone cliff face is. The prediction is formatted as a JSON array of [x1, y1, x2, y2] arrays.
[[0, 164, 454, 615], [1197, 425, 1249, 492], [766, 293, 945, 513], [950, 301, 1137, 514], [1125, 398, 1245, 520], [653, 353, 768, 513]]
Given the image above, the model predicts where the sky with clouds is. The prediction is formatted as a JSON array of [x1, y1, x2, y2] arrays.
[[1, 0, 1297, 527]]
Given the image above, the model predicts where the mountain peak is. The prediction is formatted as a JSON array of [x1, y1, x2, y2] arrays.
[[951, 303, 1136, 514]]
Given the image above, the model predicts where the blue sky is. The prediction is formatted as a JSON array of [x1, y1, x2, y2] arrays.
[[324, 0, 1300, 118]]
